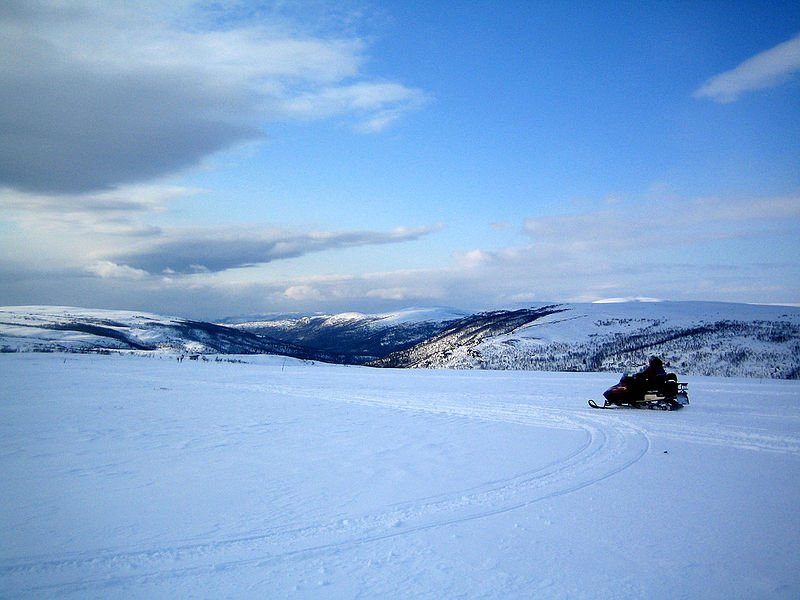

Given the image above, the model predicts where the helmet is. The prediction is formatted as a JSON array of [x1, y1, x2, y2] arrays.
[[649, 355, 663, 367]]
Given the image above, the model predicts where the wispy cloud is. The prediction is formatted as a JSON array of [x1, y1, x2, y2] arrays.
[[0, 184, 198, 232], [518, 193, 800, 296], [87, 261, 150, 280], [107, 225, 443, 276], [0, 1, 427, 194], [279, 82, 430, 132], [694, 32, 800, 103]]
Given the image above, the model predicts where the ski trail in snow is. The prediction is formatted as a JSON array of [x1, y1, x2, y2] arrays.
[[1, 392, 650, 596], [640, 421, 800, 454]]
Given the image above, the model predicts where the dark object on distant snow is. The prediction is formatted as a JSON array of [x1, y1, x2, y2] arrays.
[[589, 358, 689, 410]]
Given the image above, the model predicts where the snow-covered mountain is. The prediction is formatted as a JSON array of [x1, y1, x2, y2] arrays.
[[370, 305, 566, 368], [0, 306, 318, 359], [2, 302, 799, 378], [229, 306, 470, 364], [376, 301, 800, 379], [238, 301, 800, 379]]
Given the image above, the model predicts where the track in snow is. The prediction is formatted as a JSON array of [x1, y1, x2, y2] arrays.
[[1, 388, 650, 596]]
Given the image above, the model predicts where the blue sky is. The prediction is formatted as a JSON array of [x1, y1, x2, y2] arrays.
[[1, 0, 799, 318]]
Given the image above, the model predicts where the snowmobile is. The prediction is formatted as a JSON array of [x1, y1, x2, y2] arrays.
[[589, 372, 689, 411]]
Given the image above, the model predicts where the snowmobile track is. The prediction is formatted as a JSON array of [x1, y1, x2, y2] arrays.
[[1, 392, 651, 596]]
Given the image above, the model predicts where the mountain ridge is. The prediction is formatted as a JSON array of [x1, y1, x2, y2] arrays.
[[370, 305, 567, 368], [2, 302, 799, 378]]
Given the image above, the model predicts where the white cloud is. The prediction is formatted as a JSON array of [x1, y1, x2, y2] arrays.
[[695, 32, 800, 103], [0, 184, 201, 229], [278, 81, 430, 132], [0, 1, 427, 194], [0, 184, 205, 273], [522, 193, 800, 257], [458, 249, 493, 268], [593, 297, 663, 304], [365, 286, 439, 301], [86, 261, 149, 280], [284, 285, 324, 301]]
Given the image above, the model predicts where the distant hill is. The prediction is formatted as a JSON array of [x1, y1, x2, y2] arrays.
[[0, 306, 345, 362], [228, 307, 470, 364], [2, 302, 799, 378]]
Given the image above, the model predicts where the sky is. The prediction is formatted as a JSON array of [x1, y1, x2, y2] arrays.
[[1, 0, 799, 319]]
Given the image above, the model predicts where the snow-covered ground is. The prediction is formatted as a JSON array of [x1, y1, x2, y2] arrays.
[[1, 353, 798, 599]]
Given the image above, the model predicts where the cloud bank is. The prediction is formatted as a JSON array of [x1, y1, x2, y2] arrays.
[[695, 32, 800, 102], [0, 0, 427, 194]]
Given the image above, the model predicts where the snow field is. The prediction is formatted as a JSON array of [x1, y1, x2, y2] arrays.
[[1, 353, 798, 599]]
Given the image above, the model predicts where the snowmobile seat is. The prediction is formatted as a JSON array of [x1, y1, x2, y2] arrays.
[[661, 373, 679, 397]]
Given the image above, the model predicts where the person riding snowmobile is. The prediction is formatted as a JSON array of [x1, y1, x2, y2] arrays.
[[603, 356, 668, 404], [633, 355, 667, 390]]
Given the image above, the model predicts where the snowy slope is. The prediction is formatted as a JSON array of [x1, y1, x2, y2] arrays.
[[1, 353, 798, 599], [477, 301, 800, 378], [381, 302, 800, 379], [0, 305, 184, 351], [371, 306, 566, 368], [0, 306, 320, 358]]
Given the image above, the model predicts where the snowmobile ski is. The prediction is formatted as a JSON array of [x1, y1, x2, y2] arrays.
[[588, 398, 683, 411], [588, 399, 611, 409]]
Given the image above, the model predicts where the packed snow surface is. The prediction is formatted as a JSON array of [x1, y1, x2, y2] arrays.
[[1, 354, 799, 599]]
